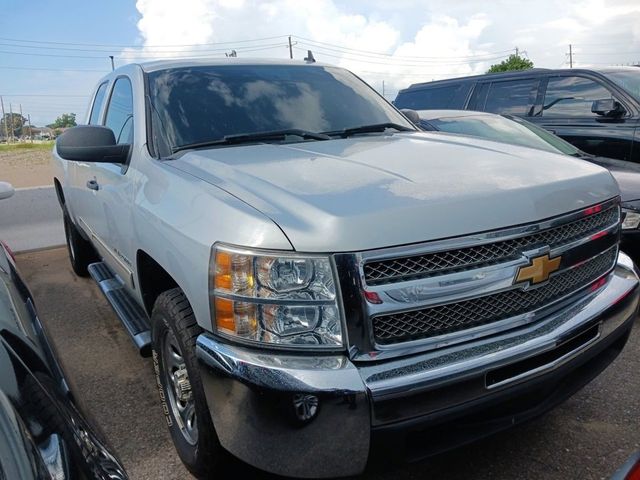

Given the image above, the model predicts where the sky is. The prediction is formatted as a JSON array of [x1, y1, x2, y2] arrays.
[[1, 0, 640, 126]]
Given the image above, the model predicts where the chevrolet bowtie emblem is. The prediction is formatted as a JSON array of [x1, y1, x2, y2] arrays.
[[515, 253, 562, 285]]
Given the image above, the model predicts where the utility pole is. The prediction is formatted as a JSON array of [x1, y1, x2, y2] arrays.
[[109, 55, 115, 71], [569, 44, 573, 68], [0, 96, 8, 143], [515, 46, 519, 57], [288, 36, 293, 59], [8, 103, 13, 143], [27, 114, 33, 143], [19, 104, 23, 141]]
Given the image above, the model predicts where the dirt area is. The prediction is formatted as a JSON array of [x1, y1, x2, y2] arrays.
[[0, 142, 55, 188]]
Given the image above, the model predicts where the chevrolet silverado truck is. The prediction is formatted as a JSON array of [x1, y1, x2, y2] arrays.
[[52, 59, 640, 478]]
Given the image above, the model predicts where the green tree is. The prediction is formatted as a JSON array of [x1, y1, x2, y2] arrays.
[[50, 113, 77, 129], [0, 113, 26, 138], [487, 54, 534, 74]]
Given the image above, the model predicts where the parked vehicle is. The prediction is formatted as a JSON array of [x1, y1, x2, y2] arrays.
[[611, 451, 640, 480], [52, 59, 639, 479], [0, 182, 127, 480], [415, 109, 640, 257], [395, 67, 640, 163]]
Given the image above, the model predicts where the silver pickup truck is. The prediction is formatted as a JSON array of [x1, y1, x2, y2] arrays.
[[52, 59, 639, 478]]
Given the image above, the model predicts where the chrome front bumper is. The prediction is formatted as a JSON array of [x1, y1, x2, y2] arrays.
[[196, 253, 639, 478]]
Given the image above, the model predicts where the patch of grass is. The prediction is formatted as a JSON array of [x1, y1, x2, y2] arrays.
[[0, 141, 54, 152]]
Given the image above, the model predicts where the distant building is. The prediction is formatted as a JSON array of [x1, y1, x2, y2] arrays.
[[30, 127, 54, 140]]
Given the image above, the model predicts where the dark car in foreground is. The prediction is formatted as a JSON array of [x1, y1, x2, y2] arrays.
[[395, 67, 640, 163], [0, 181, 127, 479], [416, 110, 640, 258]]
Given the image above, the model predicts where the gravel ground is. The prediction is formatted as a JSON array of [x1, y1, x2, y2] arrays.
[[16, 247, 640, 480]]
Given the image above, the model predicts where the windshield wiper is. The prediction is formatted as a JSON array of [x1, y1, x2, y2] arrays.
[[323, 122, 415, 138], [171, 129, 331, 154]]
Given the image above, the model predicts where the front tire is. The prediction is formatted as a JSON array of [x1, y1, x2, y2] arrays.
[[63, 214, 98, 277], [151, 288, 222, 478]]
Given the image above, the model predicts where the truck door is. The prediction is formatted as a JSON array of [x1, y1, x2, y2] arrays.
[[87, 76, 137, 290], [531, 74, 636, 162], [68, 81, 109, 233]]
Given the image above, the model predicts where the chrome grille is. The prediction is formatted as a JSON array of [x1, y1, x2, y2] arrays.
[[363, 206, 619, 286], [372, 246, 617, 345]]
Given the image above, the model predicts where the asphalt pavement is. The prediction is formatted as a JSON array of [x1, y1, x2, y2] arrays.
[[0, 186, 64, 252], [16, 247, 640, 480]]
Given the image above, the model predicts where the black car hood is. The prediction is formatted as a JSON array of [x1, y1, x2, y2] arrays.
[[587, 156, 640, 203]]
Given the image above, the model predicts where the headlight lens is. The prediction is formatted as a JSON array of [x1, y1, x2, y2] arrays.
[[622, 208, 640, 230], [211, 244, 343, 348]]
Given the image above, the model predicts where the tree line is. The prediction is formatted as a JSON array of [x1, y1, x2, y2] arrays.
[[1, 112, 77, 138]]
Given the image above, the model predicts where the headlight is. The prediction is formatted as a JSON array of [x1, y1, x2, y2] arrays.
[[622, 208, 640, 230], [210, 244, 343, 348]]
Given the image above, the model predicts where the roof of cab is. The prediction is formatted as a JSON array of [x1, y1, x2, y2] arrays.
[[135, 57, 331, 73], [401, 66, 639, 93]]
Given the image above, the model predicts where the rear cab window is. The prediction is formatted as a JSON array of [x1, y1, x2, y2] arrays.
[[395, 83, 470, 110]]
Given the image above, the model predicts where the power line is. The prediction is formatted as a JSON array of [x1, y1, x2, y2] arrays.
[[293, 46, 508, 67], [0, 65, 108, 72], [292, 35, 514, 60], [296, 41, 508, 64], [572, 51, 640, 56], [0, 94, 88, 97], [0, 50, 108, 59], [0, 40, 286, 54], [0, 35, 289, 48], [0, 43, 288, 60]]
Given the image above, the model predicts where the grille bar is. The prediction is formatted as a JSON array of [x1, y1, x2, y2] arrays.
[[363, 206, 619, 286], [372, 247, 617, 345]]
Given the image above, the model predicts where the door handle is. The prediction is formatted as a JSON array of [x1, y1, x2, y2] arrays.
[[86, 179, 100, 191]]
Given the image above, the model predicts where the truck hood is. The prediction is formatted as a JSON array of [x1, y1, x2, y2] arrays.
[[170, 132, 619, 252]]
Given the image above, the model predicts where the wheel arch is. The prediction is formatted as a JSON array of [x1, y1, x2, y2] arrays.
[[136, 250, 180, 316]]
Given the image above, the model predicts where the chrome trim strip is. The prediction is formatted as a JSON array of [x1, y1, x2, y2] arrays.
[[358, 197, 619, 265], [484, 324, 601, 390]]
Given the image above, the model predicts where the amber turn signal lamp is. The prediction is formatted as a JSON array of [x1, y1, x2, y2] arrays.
[[215, 250, 232, 290], [215, 297, 235, 333]]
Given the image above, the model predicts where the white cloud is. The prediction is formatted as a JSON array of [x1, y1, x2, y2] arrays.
[[20, 0, 640, 125], [126, 0, 500, 97]]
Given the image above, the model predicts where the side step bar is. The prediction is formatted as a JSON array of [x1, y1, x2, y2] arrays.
[[88, 262, 151, 357]]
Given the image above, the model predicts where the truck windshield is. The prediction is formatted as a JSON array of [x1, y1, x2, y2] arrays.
[[147, 64, 414, 156], [604, 70, 640, 101]]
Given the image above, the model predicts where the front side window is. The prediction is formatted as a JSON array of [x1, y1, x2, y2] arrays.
[[147, 65, 413, 154], [104, 77, 134, 144], [542, 76, 615, 117], [88, 82, 108, 125], [483, 78, 539, 115]]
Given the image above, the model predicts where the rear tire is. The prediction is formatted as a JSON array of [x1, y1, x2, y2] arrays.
[[63, 215, 98, 277], [151, 288, 223, 478]]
